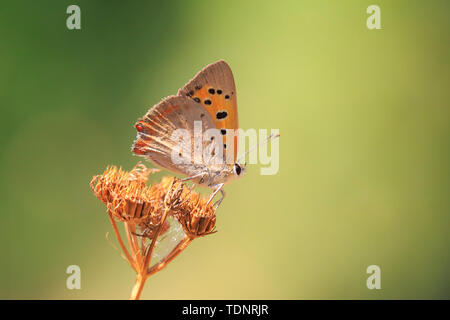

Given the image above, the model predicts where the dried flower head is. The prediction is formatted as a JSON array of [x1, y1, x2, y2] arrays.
[[90, 163, 151, 204], [175, 193, 217, 238], [164, 177, 186, 210], [89, 163, 219, 299], [90, 163, 154, 223]]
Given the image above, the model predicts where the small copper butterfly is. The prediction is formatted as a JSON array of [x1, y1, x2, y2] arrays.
[[132, 60, 243, 205]]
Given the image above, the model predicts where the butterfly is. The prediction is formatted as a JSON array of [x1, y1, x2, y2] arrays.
[[132, 60, 244, 206]]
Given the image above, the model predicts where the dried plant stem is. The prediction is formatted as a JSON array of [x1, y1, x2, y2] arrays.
[[129, 224, 143, 262], [147, 236, 193, 276], [142, 206, 171, 274], [111, 205, 207, 299], [128, 236, 193, 300], [108, 211, 136, 271], [129, 206, 173, 300], [125, 222, 141, 263], [130, 273, 147, 300], [92, 166, 217, 300]]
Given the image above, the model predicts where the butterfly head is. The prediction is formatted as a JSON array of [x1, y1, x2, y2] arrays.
[[232, 162, 246, 179]]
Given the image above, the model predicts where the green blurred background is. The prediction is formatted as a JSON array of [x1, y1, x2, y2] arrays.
[[1, 0, 449, 299]]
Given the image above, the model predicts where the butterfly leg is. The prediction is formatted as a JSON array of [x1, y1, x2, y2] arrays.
[[213, 188, 226, 209], [181, 172, 205, 182], [207, 183, 225, 206], [180, 173, 207, 200]]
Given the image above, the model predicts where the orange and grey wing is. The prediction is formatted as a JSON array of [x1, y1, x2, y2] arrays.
[[178, 60, 238, 164], [132, 95, 217, 176]]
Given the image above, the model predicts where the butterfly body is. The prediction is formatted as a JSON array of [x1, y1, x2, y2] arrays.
[[132, 61, 244, 203]]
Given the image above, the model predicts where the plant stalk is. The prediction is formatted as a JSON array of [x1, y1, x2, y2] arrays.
[[129, 273, 147, 300]]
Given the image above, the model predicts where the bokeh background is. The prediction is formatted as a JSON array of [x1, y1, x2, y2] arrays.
[[1, 0, 449, 299]]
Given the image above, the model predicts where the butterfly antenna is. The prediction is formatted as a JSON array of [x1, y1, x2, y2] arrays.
[[237, 132, 280, 164]]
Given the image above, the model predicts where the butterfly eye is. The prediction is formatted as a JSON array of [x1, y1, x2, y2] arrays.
[[234, 163, 242, 176]]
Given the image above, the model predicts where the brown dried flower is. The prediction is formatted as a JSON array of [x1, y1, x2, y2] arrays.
[[175, 193, 217, 238], [89, 163, 218, 299]]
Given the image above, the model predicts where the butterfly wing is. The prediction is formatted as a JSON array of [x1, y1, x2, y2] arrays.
[[132, 95, 220, 177], [178, 60, 238, 165]]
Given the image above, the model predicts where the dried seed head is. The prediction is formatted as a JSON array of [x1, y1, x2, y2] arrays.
[[106, 181, 156, 223], [90, 163, 159, 223], [137, 218, 171, 239], [90, 163, 217, 237], [90, 162, 152, 205], [175, 193, 217, 239], [164, 178, 186, 210], [128, 162, 159, 183]]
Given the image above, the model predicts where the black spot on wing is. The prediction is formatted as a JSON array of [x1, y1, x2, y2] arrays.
[[216, 111, 228, 120]]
